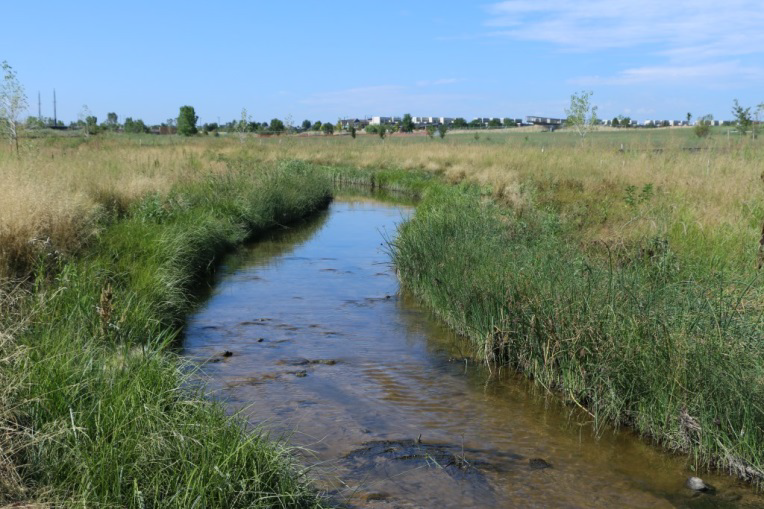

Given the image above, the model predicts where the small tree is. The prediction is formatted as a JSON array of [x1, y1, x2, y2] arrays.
[[86, 115, 98, 135], [731, 99, 752, 136], [502, 117, 514, 127], [350, 125, 356, 139], [269, 118, 285, 134], [488, 118, 502, 128], [426, 125, 436, 138], [25, 116, 44, 129], [378, 125, 386, 140], [312, 121, 322, 131], [283, 114, 294, 134], [401, 113, 414, 133], [452, 117, 467, 128], [622, 116, 631, 127], [104, 112, 119, 131], [301, 119, 312, 130], [694, 114, 713, 138], [437, 124, 448, 139], [78, 105, 94, 137], [177, 105, 198, 135], [124, 117, 149, 134], [565, 90, 598, 139], [611, 117, 620, 127], [686, 112, 692, 125], [321, 122, 334, 135], [236, 108, 251, 143], [0, 61, 27, 154]]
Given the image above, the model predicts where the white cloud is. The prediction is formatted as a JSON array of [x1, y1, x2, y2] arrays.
[[486, 1, 764, 55], [570, 61, 764, 86], [485, 0, 764, 85]]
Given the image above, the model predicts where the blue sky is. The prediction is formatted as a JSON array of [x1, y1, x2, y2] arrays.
[[2, 1, 762, 125]]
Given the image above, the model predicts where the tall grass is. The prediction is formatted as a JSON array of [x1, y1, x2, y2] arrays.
[[0, 137, 228, 279], [242, 131, 764, 274], [392, 183, 764, 484], [2, 132, 764, 496], [1, 161, 331, 507], [4, 133, 762, 279]]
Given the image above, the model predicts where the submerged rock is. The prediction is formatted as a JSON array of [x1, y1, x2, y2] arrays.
[[529, 458, 552, 470]]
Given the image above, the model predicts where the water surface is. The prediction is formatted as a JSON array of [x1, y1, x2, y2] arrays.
[[184, 199, 760, 508]]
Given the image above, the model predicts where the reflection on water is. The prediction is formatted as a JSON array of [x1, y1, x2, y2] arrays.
[[184, 199, 761, 508]]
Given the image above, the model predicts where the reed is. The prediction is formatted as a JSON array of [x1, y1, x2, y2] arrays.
[[0, 160, 331, 507], [392, 183, 764, 485]]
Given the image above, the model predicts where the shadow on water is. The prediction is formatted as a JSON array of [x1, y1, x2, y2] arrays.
[[183, 197, 764, 509]]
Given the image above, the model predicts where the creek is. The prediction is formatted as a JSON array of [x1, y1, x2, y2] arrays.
[[184, 198, 760, 508]]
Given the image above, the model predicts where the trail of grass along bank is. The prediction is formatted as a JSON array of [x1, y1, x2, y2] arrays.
[[3, 162, 331, 507], [392, 183, 764, 485]]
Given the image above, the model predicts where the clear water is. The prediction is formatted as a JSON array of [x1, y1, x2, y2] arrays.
[[184, 199, 760, 508]]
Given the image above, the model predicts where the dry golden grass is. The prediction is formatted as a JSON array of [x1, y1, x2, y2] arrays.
[[0, 138, 228, 278], [1, 131, 762, 278], [253, 133, 764, 267]]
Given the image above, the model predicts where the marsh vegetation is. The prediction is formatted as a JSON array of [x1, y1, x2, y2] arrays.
[[1, 127, 763, 504]]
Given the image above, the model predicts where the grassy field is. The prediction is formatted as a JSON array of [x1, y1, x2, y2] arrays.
[[4, 128, 761, 279], [248, 127, 764, 274], [0, 144, 332, 506], [1, 128, 763, 501]]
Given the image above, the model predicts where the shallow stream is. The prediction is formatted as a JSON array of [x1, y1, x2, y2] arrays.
[[184, 198, 761, 508]]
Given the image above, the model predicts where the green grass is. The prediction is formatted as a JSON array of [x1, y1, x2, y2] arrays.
[[3, 161, 332, 507], [392, 182, 764, 484], [4, 136, 764, 504]]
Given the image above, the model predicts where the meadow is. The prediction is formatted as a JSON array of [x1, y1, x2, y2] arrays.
[[1, 126, 763, 504], [0, 139, 333, 506]]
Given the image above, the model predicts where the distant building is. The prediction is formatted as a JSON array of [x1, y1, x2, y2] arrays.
[[526, 116, 565, 130], [339, 118, 369, 129]]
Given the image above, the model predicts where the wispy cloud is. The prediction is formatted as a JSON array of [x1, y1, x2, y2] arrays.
[[485, 1, 764, 85], [570, 61, 764, 86]]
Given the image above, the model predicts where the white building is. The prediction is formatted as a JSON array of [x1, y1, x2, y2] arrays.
[[369, 116, 402, 126]]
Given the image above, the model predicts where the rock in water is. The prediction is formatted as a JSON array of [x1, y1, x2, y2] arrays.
[[686, 476, 707, 491], [529, 458, 552, 470]]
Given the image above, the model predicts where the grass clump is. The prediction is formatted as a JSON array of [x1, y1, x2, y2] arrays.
[[392, 183, 764, 484], [1, 161, 331, 507]]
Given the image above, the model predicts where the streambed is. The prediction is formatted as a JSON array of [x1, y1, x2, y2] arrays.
[[184, 198, 760, 508]]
